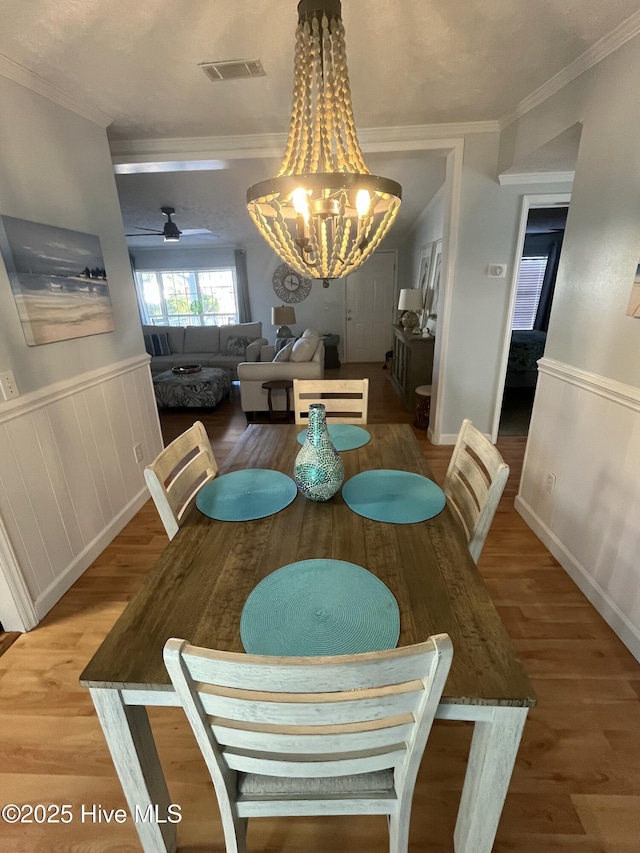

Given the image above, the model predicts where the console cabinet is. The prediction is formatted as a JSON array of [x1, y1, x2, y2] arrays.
[[390, 325, 434, 411]]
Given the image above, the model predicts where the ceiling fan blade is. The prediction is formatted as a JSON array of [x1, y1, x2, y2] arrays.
[[181, 229, 216, 236], [126, 226, 164, 234]]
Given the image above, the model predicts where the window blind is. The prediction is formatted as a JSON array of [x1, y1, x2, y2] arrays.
[[512, 256, 548, 330]]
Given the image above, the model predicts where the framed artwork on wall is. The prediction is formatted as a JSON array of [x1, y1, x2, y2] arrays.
[[423, 239, 443, 334], [625, 261, 640, 318], [0, 215, 115, 346], [416, 242, 434, 318]]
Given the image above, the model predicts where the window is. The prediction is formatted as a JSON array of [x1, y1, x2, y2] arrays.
[[512, 256, 548, 330], [135, 269, 238, 326]]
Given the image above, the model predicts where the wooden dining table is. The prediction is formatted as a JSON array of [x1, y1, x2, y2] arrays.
[[81, 423, 535, 853]]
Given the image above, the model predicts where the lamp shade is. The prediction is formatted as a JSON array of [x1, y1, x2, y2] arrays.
[[398, 289, 423, 312], [272, 306, 296, 326]]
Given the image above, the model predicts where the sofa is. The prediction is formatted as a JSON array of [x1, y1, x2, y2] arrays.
[[142, 322, 268, 380], [238, 330, 325, 416]]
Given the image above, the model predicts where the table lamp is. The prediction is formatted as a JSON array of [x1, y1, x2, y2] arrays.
[[271, 305, 296, 338], [398, 289, 423, 334]]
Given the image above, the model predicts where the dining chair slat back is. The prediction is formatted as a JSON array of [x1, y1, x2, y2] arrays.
[[443, 418, 509, 562], [293, 378, 369, 424], [144, 421, 218, 540], [164, 635, 452, 852]]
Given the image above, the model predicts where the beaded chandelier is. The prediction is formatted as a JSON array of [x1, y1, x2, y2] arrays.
[[247, 0, 402, 283]]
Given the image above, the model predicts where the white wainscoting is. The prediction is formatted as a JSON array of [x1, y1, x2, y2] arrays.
[[0, 355, 163, 631], [516, 357, 640, 661]]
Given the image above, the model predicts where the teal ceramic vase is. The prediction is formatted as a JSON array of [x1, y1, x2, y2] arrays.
[[294, 403, 344, 501]]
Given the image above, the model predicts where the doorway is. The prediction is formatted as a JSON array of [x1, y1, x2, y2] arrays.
[[344, 251, 396, 362], [494, 195, 570, 438]]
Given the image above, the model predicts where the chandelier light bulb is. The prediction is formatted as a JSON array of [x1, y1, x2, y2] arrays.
[[246, 0, 402, 282], [355, 189, 371, 218], [292, 188, 310, 220]]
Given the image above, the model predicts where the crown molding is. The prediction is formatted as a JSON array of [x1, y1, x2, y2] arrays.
[[110, 121, 498, 164], [498, 170, 575, 186], [500, 9, 640, 129], [0, 53, 112, 128]]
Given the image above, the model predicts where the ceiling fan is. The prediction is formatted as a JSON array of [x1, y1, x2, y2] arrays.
[[125, 206, 215, 242]]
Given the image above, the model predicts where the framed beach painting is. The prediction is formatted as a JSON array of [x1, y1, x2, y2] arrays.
[[0, 215, 115, 346], [626, 261, 640, 318]]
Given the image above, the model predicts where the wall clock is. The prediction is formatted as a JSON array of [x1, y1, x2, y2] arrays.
[[272, 263, 312, 303]]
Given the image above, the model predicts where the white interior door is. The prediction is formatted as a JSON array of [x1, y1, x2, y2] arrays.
[[345, 252, 396, 362]]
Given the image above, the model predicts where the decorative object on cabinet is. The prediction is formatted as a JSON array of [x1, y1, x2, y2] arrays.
[[246, 0, 402, 282], [390, 325, 434, 412], [397, 288, 423, 333], [271, 305, 296, 338], [272, 263, 312, 303]]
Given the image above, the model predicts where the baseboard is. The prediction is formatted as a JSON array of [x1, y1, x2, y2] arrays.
[[431, 431, 458, 445], [515, 495, 640, 662], [33, 486, 150, 623], [432, 431, 491, 445]]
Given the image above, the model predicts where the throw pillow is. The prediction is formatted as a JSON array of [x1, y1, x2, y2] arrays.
[[223, 336, 254, 356], [143, 332, 171, 357], [273, 340, 295, 362], [290, 329, 320, 362]]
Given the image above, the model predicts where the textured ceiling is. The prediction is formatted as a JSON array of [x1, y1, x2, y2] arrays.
[[1, 0, 639, 140], [2, 1, 636, 247]]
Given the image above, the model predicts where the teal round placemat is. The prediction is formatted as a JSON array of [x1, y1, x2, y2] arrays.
[[240, 559, 400, 656], [342, 469, 446, 524], [196, 469, 297, 522], [296, 424, 371, 451]]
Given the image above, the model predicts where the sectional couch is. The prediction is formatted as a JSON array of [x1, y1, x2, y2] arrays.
[[237, 330, 325, 416], [142, 322, 268, 380]]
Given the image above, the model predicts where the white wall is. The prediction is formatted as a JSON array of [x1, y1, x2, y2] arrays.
[[438, 131, 573, 439], [0, 75, 163, 630], [508, 34, 640, 660], [397, 188, 445, 299], [0, 79, 144, 395]]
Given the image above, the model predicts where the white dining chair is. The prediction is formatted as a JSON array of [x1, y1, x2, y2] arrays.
[[293, 378, 369, 424], [164, 633, 453, 853], [144, 420, 218, 540], [443, 418, 509, 562]]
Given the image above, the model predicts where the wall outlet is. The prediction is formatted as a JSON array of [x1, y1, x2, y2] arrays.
[[0, 369, 19, 400], [488, 264, 507, 278], [546, 472, 556, 493], [133, 443, 143, 464]]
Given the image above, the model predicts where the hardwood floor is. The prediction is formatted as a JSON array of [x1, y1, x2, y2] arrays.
[[0, 363, 638, 852]]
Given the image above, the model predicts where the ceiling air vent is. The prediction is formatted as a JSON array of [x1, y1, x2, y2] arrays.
[[200, 59, 265, 82]]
